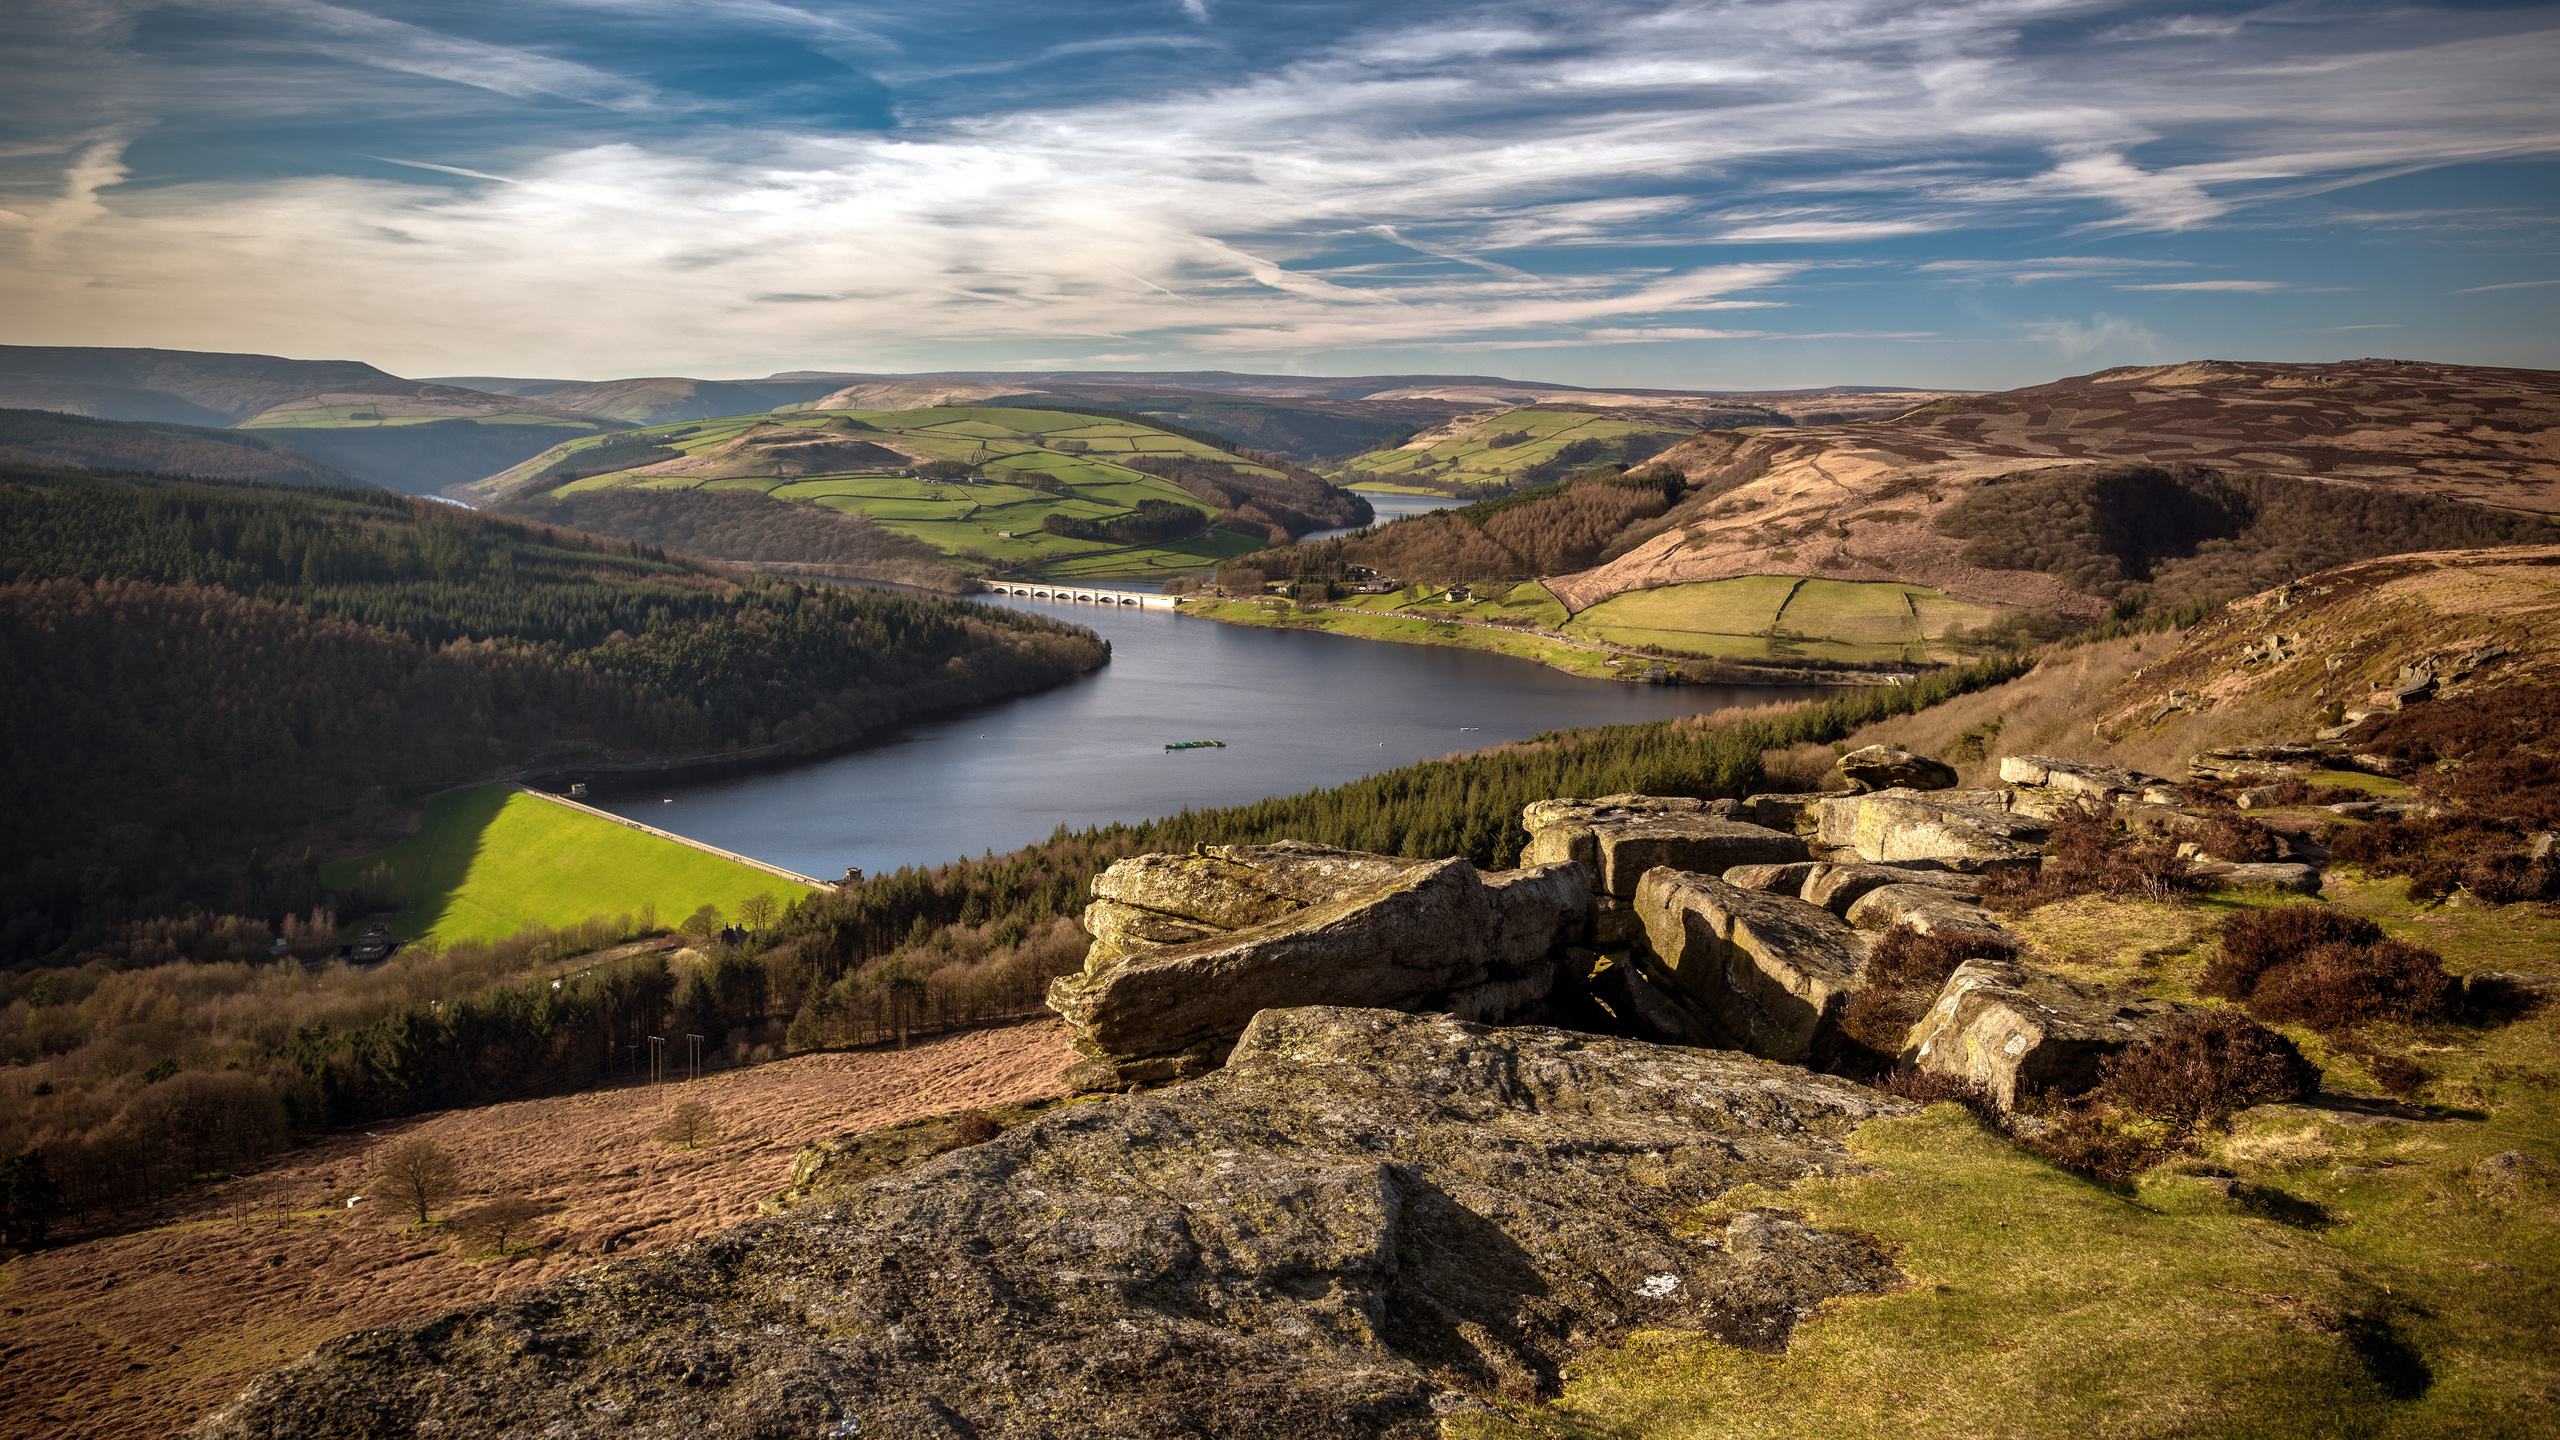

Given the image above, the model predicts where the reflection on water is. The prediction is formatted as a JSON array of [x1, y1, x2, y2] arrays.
[[594, 592, 1820, 879]]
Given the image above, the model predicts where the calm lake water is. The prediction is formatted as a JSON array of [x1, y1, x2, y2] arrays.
[[592, 595, 1820, 881]]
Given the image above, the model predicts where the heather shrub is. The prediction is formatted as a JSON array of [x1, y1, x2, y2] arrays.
[[1874, 1069, 2004, 1127], [2197, 814, 2279, 863], [2365, 1054, 2427, 1096], [2094, 1012, 2319, 1126], [2248, 939, 2454, 1034], [1837, 925, 2018, 1065], [1984, 799, 2198, 913], [2199, 907, 2383, 999], [2023, 1103, 2180, 1184], [948, 1110, 1003, 1149]]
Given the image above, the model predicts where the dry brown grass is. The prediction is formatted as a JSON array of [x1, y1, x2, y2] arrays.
[[0, 1018, 1073, 1440]]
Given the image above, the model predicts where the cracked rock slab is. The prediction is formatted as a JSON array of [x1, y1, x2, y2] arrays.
[[1634, 868, 1868, 1064], [1525, 796, 1807, 898], [1817, 788, 2048, 873], [1052, 851, 1588, 1090], [1902, 958, 2202, 1109], [195, 1009, 1908, 1440]]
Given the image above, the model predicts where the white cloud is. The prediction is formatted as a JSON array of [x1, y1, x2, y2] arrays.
[[1919, 255, 2194, 284], [1714, 220, 1947, 243], [2453, 278, 2560, 292], [2013, 312, 2163, 358], [4, 0, 2557, 372], [2115, 280, 2286, 291]]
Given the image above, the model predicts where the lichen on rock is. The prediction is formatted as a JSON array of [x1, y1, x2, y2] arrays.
[[194, 1009, 1908, 1440]]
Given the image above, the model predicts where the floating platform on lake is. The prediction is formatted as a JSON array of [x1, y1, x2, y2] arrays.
[[1163, 740, 1228, 751]]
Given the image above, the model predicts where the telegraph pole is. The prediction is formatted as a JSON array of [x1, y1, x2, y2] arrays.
[[647, 1035, 664, 1086], [686, 1034, 704, 1083]]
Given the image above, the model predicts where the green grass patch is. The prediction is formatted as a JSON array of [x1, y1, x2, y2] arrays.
[[1180, 598, 1628, 678], [1453, 866, 2560, 1439], [320, 786, 814, 944], [1566, 577, 1990, 664]]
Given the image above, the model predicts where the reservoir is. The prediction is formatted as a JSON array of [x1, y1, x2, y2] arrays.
[[593, 594, 1822, 881]]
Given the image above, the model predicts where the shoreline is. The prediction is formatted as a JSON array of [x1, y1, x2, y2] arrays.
[[1173, 596, 1912, 687]]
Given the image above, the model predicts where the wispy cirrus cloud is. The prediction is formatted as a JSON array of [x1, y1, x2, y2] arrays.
[[1, 0, 2554, 376], [2116, 279, 2287, 291]]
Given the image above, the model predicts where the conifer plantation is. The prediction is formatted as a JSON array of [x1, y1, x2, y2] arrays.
[[0, 463, 1110, 963]]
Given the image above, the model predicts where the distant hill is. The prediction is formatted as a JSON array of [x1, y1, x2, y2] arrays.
[[0, 346, 638, 494], [1245, 359, 2560, 648], [472, 404, 1372, 583], [0, 409, 376, 488], [258, 419, 628, 497], [1549, 356, 2560, 615], [0, 346, 411, 425], [424, 375, 849, 422]]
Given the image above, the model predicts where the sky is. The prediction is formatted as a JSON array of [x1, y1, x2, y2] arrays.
[[2, 0, 2555, 389]]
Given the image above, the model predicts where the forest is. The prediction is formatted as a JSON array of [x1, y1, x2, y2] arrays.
[[1934, 463, 2559, 605], [0, 407, 370, 489], [0, 650, 2026, 1243], [1119, 453, 1372, 539], [1228, 466, 1682, 583], [0, 463, 1109, 964], [498, 485, 966, 593]]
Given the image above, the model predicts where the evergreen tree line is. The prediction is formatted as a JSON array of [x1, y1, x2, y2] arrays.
[[776, 651, 2035, 984], [0, 465, 1110, 961], [1223, 465, 1684, 584], [0, 649, 2028, 1245]]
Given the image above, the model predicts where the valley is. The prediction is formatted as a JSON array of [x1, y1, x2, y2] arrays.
[[5, 344, 2560, 1440]]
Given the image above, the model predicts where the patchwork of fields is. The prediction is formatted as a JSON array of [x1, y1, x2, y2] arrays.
[[1564, 576, 1994, 664], [1334, 407, 1692, 493], [322, 787, 816, 944], [480, 406, 1280, 576]]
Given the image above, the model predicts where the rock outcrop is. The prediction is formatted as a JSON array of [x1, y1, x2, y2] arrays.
[[1902, 957, 2202, 1108], [1050, 842, 1589, 1091], [1524, 796, 1807, 945], [1633, 868, 1867, 1064], [1837, 744, 1959, 792], [197, 1009, 1908, 1440], [1842, 883, 2003, 939], [1814, 788, 2048, 873], [1798, 862, 1983, 917], [1997, 754, 2182, 818]]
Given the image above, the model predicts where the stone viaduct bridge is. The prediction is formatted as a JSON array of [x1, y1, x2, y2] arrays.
[[988, 583, 1178, 609]]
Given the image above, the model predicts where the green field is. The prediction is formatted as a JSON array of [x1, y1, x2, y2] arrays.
[[1180, 597, 1626, 679], [475, 405, 1285, 577], [1566, 576, 1995, 664], [1332, 408, 1692, 493], [1331, 578, 1572, 629], [321, 786, 816, 944]]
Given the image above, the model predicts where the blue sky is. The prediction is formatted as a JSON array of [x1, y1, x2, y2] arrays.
[[3, 0, 2555, 388]]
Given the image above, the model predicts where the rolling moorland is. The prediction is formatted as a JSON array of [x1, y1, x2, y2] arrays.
[[0, 346, 2556, 1432], [4, 534, 2552, 1435], [0, 346, 634, 496], [467, 403, 1373, 583], [0, 343, 1957, 499], [1218, 358, 2560, 679]]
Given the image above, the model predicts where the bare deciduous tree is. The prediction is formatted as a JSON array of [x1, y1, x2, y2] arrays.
[[374, 1138, 462, 1225], [737, 891, 778, 932], [654, 1099, 719, 1151], [455, 1194, 541, 1257]]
